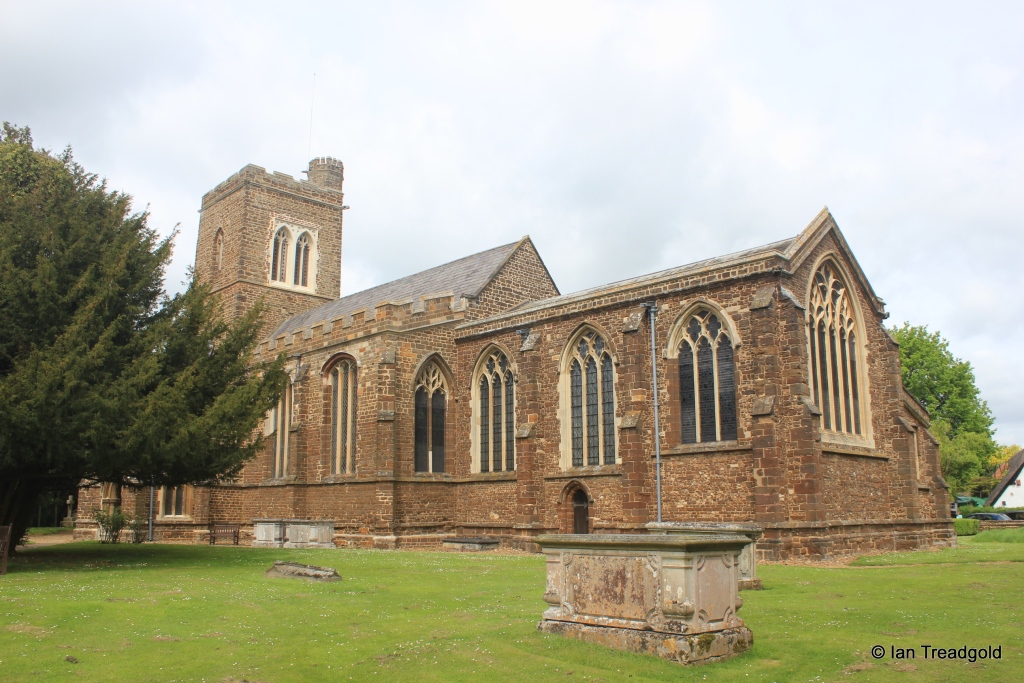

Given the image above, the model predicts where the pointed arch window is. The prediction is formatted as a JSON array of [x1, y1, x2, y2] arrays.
[[808, 261, 864, 436], [268, 379, 292, 479], [330, 359, 358, 475], [271, 227, 290, 283], [214, 229, 224, 272], [475, 349, 515, 473], [414, 362, 446, 473], [565, 330, 616, 467], [677, 310, 737, 443], [294, 232, 311, 286]]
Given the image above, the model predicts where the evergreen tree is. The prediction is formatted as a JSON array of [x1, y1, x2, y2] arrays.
[[0, 124, 285, 548]]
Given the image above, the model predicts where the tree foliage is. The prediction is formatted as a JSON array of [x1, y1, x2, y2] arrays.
[[891, 323, 996, 493], [0, 123, 285, 546]]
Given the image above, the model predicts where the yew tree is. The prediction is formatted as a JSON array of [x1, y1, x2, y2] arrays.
[[0, 124, 285, 547]]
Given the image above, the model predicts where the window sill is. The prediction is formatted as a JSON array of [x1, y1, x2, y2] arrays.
[[156, 516, 192, 522], [260, 477, 298, 486], [546, 465, 622, 480], [320, 474, 356, 483], [821, 431, 874, 449], [821, 442, 886, 459], [465, 471, 518, 482], [661, 441, 752, 456]]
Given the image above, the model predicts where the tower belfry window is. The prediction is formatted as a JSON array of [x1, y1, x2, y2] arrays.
[[271, 228, 290, 283], [294, 232, 311, 287]]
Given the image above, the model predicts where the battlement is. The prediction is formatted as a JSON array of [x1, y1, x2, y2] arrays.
[[256, 292, 468, 356]]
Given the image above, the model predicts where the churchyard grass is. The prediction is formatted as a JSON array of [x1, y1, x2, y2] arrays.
[[1, 538, 1021, 682]]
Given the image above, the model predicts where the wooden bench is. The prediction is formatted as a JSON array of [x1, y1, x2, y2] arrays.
[[0, 525, 11, 575], [208, 524, 240, 545]]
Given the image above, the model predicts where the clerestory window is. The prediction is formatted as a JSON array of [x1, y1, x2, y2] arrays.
[[677, 310, 737, 443], [474, 348, 515, 473], [414, 361, 447, 473]]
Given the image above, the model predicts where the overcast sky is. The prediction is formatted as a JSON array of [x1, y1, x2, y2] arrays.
[[3, 1, 1022, 445]]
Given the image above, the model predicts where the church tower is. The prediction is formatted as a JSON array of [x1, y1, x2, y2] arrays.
[[193, 157, 346, 334]]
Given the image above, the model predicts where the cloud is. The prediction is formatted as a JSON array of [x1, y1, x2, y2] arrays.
[[2, 0, 1023, 444]]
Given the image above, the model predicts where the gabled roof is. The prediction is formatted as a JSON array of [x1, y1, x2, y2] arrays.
[[985, 449, 1024, 506], [462, 207, 882, 329], [268, 237, 536, 339]]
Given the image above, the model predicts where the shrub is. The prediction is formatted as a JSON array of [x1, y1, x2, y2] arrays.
[[127, 516, 146, 544], [973, 528, 1024, 543], [93, 507, 128, 543], [954, 518, 979, 536]]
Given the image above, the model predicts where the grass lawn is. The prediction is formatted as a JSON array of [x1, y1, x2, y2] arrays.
[[0, 538, 1021, 682]]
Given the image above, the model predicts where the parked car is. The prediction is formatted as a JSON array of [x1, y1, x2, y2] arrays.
[[1003, 511, 1024, 521], [964, 513, 1011, 521]]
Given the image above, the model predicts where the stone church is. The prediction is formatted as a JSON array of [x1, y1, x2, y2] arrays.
[[77, 157, 954, 559]]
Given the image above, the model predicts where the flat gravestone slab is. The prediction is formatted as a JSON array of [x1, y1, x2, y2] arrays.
[[265, 561, 341, 581], [442, 537, 500, 552]]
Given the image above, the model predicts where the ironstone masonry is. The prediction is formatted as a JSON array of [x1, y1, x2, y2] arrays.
[[75, 157, 955, 560]]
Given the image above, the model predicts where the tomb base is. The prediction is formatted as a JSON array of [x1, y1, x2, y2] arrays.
[[538, 621, 753, 665]]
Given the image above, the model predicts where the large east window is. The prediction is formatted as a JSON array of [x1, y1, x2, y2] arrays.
[[808, 260, 865, 436]]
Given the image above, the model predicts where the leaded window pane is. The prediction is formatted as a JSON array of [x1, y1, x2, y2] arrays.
[[331, 369, 339, 475], [571, 360, 583, 467], [849, 333, 861, 435], [817, 322, 831, 429], [505, 373, 515, 471], [492, 376, 502, 472], [601, 355, 615, 464], [840, 328, 852, 432], [480, 376, 489, 472], [697, 337, 716, 442], [414, 388, 429, 472], [431, 390, 445, 473], [717, 336, 737, 441], [586, 357, 599, 465], [679, 340, 696, 444]]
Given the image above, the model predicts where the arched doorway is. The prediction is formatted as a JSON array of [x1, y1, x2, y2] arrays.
[[572, 489, 589, 534]]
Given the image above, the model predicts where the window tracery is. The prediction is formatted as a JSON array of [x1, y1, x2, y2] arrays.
[[677, 310, 737, 443], [565, 329, 616, 467], [330, 359, 357, 475], [414, 361, 446, 473], [475, 348, 515, 473], [808, 261, 864, 436]]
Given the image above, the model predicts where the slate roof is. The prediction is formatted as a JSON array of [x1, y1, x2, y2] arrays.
[[269, 239, 524, 339], [459, 235, 797, 328], [985, 449, 1024, 506]]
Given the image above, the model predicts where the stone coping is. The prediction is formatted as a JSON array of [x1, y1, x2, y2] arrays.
[[444, 537, 499, 544], [646, 522, 763, 538], [252, 518, 335, 523], [536, 533, 749, 551]]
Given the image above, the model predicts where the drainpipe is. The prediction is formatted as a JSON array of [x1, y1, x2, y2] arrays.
[[148, 486, 155, 542], [645, 302, 663, 523]]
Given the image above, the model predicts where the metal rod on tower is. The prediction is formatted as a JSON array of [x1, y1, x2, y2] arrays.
[[306, 73, 316, 162]]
